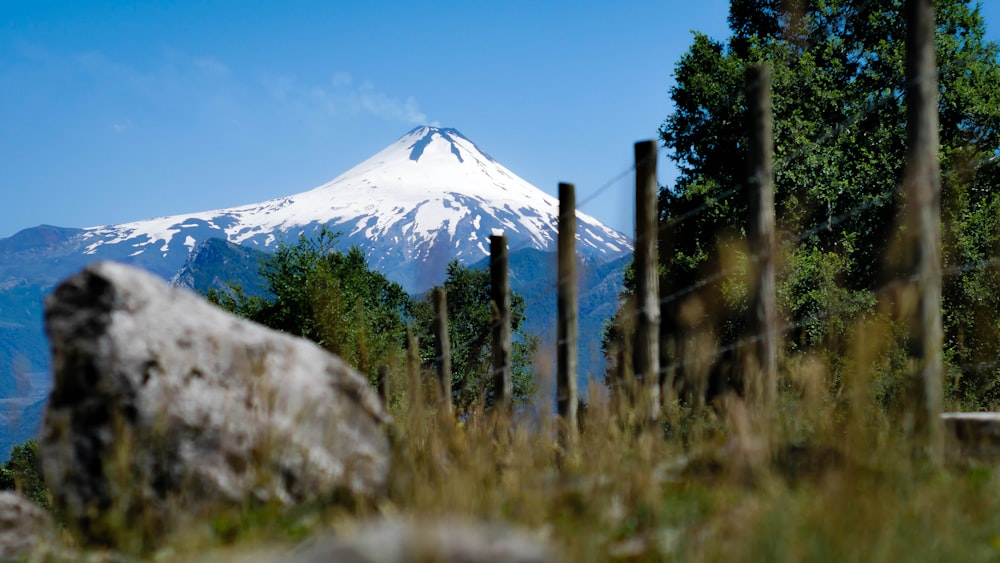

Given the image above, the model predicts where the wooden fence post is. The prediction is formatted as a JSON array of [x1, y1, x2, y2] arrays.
[[432, 286, 453, 417], [745, 64, 778, 413], [407, 329, 422, 414], [633, 140, 661, 423], [377, 365, 390, 407], [490, 234, 512, 411], [558, 182, 579, 446], [904, 0, 943, 464]]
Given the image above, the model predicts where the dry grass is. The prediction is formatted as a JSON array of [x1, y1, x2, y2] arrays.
[[49, 334, 1000, 562], [368, 365, 1000, 562]]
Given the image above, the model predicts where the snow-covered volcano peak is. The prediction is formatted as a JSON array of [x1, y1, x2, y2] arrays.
[[399, 126, 492, 165], [303, 125, 543, 207], [75, 126, 632, 291]]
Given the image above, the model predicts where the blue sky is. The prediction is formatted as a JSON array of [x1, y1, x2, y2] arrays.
[[2, 1, 999, 239]]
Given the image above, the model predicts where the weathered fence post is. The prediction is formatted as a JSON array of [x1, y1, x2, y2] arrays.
[[633, 140, 661, 423], [407, 329, 422, 414], [377, 365, 390, 407], [745, 63, 778, 413], [432, 286, 453, 417], [490, 234, 512, 411], [557, 182, 579, 446], [904, 0, 943, 464]]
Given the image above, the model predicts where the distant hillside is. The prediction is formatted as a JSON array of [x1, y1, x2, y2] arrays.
[[0, 284, 50, 399], [0, 396, 45, 459], [178, 238, 627, 388], [171, 238, 269, 297], [469, 249, 628, 383]]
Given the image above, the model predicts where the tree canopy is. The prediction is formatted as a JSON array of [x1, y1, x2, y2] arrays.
[[209, 231, 539, 411], [208, 227, 411, 379], [610, 0, 1000, 408]]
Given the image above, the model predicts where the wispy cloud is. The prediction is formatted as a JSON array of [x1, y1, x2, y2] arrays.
[[330, 71, 352, 88], [111, 119, 133, 133], [5, 42, 436, 137], [192, 57, 229, 78], [354, 77, 436, 126], [64, 49, 246, 126], [260, 70, 436, 127]]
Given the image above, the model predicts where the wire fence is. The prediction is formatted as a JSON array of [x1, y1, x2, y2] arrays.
[[411, 2, 1000, 452], [471, 82, 995, 398]]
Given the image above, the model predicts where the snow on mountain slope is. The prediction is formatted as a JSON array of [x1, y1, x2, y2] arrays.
[[66, 126, 632, 290]]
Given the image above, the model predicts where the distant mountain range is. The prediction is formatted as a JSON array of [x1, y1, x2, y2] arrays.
[[0, 126, 632, 458]]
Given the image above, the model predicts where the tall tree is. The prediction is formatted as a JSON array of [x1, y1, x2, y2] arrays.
[[627, 0, 1000, 407]]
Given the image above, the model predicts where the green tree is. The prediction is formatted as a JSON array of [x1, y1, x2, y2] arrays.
[[0, 440, 49, 510], [411, 260, 538, 413], [608, 0, 1000, 406], [209, 228, 411, 380]]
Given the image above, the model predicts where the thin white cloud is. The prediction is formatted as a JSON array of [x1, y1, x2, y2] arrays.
[[259, 71, 294, 101], [7, 44, 436, 134], [64, 49, 245, 123], [193, 57, 229, 79], [359, 92, 429, 125], [330, 71, 352, 88], [260, 70, 435, 127]]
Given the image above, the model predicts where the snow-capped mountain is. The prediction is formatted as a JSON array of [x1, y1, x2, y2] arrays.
[[76, 126, 630, 291], [0, 126, 633, 458]]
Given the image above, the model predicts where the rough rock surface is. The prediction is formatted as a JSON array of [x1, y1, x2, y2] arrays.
[[41, 262, 391, 540], [0, 491, 53, 561], [285, 519, 558, 563]]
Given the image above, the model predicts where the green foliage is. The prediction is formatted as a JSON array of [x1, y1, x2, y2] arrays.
[[208, 231, 539, 411], [208, 227, 410, 379], [781, 246, 875, 352], [411, 260, 538, 412], [625, 0, 1000, 407], [0, 439, 49, 509]]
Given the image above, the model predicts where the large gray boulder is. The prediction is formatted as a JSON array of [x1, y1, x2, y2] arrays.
[[40, 262, 392, 541]]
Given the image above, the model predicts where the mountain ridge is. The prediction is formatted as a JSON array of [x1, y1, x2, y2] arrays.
[[69, 126, 630, 292], [0, 125, 631, 459]]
